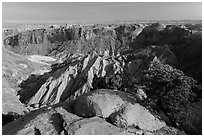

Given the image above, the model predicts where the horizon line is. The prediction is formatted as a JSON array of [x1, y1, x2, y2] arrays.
[[3, 19, 202, 23]]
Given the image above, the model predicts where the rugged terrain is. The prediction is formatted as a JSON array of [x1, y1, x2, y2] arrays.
[[2, 21, 202, 135]]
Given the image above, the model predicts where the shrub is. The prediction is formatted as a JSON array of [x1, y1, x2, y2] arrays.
[[142, 58, 201, 134]]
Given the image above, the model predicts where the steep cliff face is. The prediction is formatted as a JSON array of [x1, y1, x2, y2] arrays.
[[3, 25, 140, 56]]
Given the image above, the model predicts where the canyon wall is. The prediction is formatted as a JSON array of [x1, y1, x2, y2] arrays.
[[3, 23, 202, 82]]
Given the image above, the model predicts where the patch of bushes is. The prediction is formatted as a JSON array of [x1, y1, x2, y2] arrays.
[[92, 72, 132, 91], [141, 58, 202, 134]]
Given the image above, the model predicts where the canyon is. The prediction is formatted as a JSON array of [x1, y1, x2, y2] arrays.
[[2, 21, 202, 135]]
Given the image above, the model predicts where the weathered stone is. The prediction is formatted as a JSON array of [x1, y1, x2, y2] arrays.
[[66, 117, 133, 135], [2, 105, 81, 135], [109, 103, 166, 131], [74, 89, 165, 131], [73, 89, 126, 118]]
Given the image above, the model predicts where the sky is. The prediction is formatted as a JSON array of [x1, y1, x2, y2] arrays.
[[2, 2, 202, 23]]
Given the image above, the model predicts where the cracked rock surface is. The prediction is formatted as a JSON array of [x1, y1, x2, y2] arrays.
[[74, 89, 166, 131]]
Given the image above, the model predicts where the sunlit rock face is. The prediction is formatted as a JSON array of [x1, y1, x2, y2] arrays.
[[74, 89, 166, 131], [3, 24, 144, 56]]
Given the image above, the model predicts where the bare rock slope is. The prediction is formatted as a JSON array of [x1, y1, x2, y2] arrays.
[[3, 89, 182, 135]]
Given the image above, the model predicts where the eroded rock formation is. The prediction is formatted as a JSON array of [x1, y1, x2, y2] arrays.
[[2, 22, 202, 135]]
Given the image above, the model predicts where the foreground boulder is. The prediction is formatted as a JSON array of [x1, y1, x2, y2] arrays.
[[109, 103, 166, 131], [74, 89, 129, 118], [2, 100, 184, 135], [67, 117, 133, 135], [73, 89, 166, 131], [2, 104, 81, 135], [1, 101, 153, 135]]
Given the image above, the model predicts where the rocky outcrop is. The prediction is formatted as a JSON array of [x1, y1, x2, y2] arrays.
[[2, 91, 184, 135], [3, 24, 146, 57], [66, 117, 133, 135], [130, 23, 202, 82], [2, 104, 81, 135], [17, 53, 124, 108], [3, 25, 113, 56], [74, 89, 166, 131], [109, 103, 165, 131], [73, 89, 137, 118]]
